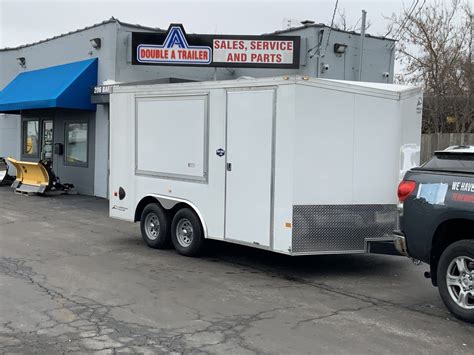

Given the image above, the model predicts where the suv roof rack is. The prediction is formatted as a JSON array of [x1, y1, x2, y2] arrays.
[[436, 145, 474, 154]]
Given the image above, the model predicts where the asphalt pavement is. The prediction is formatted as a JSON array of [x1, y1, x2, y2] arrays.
[[0, 186, 473, 354]]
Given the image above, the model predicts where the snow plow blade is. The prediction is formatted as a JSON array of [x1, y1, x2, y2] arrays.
[[7, 157, 50, 194], [0, 157, 15, 185]]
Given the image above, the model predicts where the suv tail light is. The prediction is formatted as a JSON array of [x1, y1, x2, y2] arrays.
[[398, 180, 417, 202]]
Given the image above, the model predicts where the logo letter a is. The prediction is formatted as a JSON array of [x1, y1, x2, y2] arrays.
[[163, 27, 187, 48]]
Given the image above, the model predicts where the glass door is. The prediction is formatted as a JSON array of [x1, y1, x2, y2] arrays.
[[41, 120, 54, 162]]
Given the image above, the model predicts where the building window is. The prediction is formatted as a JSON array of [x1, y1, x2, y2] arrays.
[[23, 120, 39, 156], [65, 122, 88, 166]]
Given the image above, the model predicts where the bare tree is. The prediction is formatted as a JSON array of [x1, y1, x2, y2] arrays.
[[389, 0, 473, 133], [333, 9, 372, 32]]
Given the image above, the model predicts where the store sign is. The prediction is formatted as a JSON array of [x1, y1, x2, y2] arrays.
[[132, 24, 300, 69], [92, 84, 116, 95], [137, 26, 211, 65], [90, 84, 118, 104]]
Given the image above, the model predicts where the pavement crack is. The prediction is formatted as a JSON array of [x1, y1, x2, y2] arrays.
[[292, 304, 377, 328], [212, 256, 458, 322], [0, 256, 297, 353]]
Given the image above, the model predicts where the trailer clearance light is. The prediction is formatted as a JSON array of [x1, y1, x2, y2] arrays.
[[397, 180, 417, 202]]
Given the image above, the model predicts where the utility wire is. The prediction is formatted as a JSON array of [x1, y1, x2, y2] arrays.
[[384, 0, 418, 38], [323, 0, 340, 55], [389, 0, 426, 49], [308, 0, 339, 58], [400, 0, 427, 41], [391, 0, 421, 41]]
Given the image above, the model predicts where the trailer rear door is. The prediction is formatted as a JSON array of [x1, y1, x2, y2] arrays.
[[225, 89, 275, 247]]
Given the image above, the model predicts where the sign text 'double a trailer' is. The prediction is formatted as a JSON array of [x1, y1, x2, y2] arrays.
[[109, 76, 422, 256]]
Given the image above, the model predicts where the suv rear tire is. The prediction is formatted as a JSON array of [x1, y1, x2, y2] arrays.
[[437, 239, 474, 323]]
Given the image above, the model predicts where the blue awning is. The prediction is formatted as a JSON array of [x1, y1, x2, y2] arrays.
[[0, 58, 98, 113]]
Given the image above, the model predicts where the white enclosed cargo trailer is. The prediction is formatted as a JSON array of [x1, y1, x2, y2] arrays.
[[109, 76, 422, 256]]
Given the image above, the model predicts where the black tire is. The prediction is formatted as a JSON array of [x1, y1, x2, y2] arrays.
[[140, 203, 171, 249], [437, 240, 474, 323], [171, 208, 204, 257]]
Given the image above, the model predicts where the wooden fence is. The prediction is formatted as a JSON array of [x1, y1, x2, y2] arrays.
[[421, 133, 474, 163]]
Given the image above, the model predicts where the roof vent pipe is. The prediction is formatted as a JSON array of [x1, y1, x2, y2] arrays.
[[357, 10, 367, 81]]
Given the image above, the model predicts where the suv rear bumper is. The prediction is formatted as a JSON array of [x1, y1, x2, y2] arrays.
[[393, 231, 409, 256], [365, 231, 409, 256]]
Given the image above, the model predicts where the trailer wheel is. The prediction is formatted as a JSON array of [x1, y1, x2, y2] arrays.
[[437, 240, 474, 323], [140, 203, 171, 249], [171, 208, 204, 256]]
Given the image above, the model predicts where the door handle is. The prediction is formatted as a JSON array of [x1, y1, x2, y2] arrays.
[[227, 163, 232, 171]]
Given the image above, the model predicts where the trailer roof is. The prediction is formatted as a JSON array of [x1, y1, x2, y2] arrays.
[[112, 76, 422, 101], [323, 79, 416, 93], [317, 79, 422, 100]]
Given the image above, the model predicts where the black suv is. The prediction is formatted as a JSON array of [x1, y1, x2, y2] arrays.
[[395, 145, 474, 322]]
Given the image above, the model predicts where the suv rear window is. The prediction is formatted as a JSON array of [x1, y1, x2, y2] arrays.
[[421, 153, 474, 173]]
